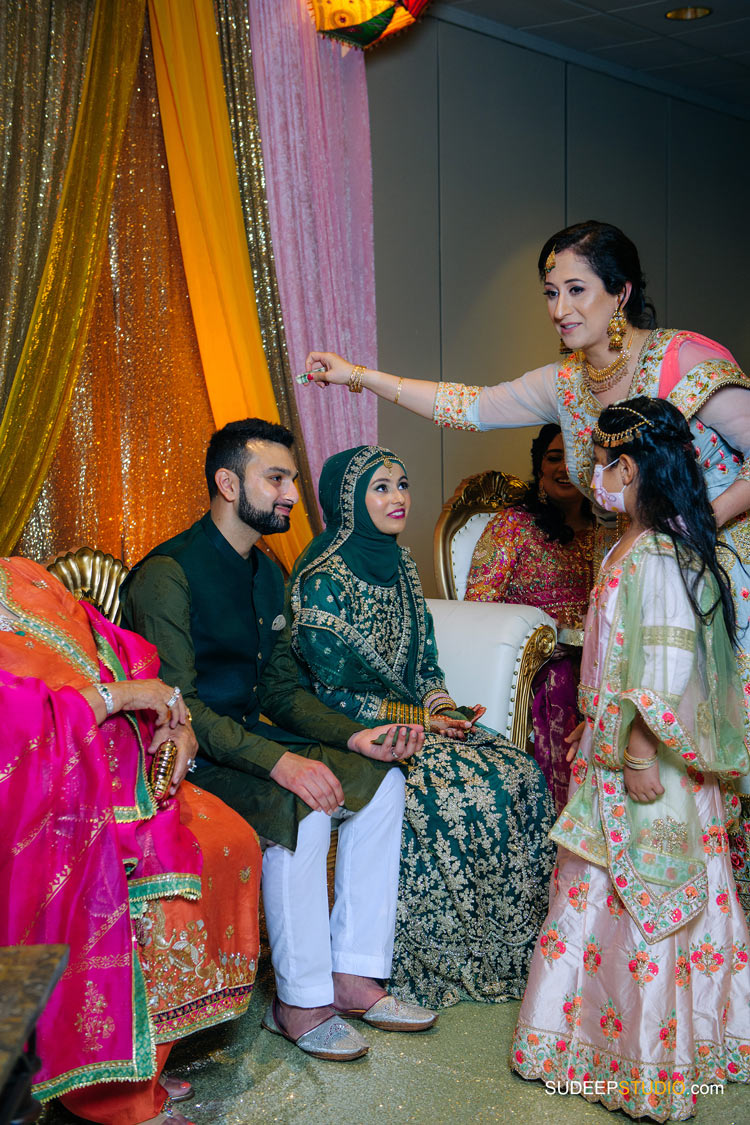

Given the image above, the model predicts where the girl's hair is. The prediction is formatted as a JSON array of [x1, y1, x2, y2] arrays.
[[538, 220, 657, 330], [521, 423, 591, 544], [594, 396, 736, 641]]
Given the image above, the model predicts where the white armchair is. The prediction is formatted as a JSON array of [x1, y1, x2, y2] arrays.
[[429, 470, 556, 748]]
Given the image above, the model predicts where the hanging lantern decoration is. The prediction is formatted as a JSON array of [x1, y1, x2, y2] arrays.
[[307, 2, 432, 49]]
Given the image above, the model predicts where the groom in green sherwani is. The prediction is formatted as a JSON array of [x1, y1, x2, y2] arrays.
[[122, 418, 435, 1060]]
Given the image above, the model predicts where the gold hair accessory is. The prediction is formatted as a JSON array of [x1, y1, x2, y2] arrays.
[[149, 739, 178, 801], [544, 246, 556, 274], [592, 406, 654, 447], [607, 304, 627, 351], [394, 377, 403, 405], [383, 455, 393, 473], [348, 365, 366, 393]]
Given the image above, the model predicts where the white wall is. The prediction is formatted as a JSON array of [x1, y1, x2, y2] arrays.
[[367, 16, 750, 596]]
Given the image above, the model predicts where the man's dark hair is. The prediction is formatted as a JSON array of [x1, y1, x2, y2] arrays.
[[205, 418, 294, 498]]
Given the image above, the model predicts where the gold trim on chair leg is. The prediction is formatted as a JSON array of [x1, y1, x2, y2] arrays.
[[510, 624, 556, 750]]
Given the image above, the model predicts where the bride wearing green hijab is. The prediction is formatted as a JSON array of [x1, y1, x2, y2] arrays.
[[289, 445, 555, 1007]]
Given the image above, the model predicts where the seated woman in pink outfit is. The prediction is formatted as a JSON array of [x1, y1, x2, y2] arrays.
[[0, 556, 261, 1125], [465, 424, 594, 812], [511, 397, 750, 1121]]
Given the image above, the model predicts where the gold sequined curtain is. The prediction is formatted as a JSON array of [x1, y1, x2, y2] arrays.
[[0, 0, 95, 416], [213, 0, 321, 532], [18, 20, 216, 565], [0, 0, 144, 556]]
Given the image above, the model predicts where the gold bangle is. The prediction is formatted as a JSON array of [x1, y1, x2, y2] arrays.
[[348, 365, 365, 393], [394, 377, 403, 405], [624, 751, 657, 771]]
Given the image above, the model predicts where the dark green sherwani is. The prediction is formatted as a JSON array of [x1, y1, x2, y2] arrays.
[[121, 513, 393, 849]]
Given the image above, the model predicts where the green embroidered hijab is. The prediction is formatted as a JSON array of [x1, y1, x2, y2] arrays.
[[291, 445, 407, 590]]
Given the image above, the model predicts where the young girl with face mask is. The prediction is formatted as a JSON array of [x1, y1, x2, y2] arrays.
[[511, 396, 750, 1120]]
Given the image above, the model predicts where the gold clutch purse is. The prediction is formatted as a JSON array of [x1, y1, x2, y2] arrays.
[[149, 739, 177, 801]]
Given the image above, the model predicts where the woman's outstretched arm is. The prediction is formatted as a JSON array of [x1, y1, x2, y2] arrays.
[[304, 349, 559, 431], [305, 350, 438, 419]]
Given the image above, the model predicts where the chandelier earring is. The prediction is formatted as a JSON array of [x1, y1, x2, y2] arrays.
[[607, 304, 627, 352], [538, 482, 549, 503], [559, 337, 573, 356]]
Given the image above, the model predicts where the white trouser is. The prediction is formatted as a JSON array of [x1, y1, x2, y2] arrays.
[[261, 766, 405, 1007]]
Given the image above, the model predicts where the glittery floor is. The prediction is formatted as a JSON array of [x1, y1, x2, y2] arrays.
[[42, 958, 750, 1124]]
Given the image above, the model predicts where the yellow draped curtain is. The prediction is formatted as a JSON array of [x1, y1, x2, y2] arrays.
[[148, 0, 313, 568], [0, 0, 144, 555], [18, 21, 217, 567]]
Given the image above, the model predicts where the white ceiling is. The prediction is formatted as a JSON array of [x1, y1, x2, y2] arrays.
[[432, 1, 750, 113]]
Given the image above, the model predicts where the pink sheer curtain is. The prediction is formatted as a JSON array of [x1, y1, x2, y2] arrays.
[[248, 0, 378, 492]]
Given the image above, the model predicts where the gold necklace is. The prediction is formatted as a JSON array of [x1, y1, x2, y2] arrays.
[[583, 332, 633, 393]]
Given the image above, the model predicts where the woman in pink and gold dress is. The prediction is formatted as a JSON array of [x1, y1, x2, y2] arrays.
[[466, 425, 594, 813], [0, 556, 260, 1125]]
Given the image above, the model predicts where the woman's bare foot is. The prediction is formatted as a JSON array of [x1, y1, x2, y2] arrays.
[[159, 1075, 193, 1102]]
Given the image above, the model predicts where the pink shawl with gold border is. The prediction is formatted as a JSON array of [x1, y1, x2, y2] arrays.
[[0, 560, 201, 1099]]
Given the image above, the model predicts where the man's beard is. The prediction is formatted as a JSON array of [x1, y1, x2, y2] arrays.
[[238, 490, 291, 535]]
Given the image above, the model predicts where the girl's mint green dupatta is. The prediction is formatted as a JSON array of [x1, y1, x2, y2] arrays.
[[554, 532, 749, 943]]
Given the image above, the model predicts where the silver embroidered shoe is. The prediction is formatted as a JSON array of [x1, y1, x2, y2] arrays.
[[261, 999, 369, 1060], [336, 994, 438, 1032]]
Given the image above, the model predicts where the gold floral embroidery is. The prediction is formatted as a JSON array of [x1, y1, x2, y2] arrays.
[[432, 382, 481, 430], [641, 815, 689, 853], [465, 509, 592, 625], [666, 359, 748, 420], [696, 703, 713, 738], [138, 901, 255, 1014], [727, 513, 750, 563], [74, 981, 115, 1052]]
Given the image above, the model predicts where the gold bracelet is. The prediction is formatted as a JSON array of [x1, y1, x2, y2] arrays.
[[624, 751, 656, 764], [348, 365, 366, 393], [394, 377, 403, 405], [624, 751, 657, 770]]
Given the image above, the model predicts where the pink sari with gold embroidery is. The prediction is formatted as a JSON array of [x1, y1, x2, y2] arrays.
[[0, 557, 259, 1104]]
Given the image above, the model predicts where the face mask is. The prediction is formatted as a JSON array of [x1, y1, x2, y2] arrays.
[[591, 458, 627, 514]]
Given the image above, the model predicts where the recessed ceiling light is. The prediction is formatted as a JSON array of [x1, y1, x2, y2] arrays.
[[665, 6, 712, 18]]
